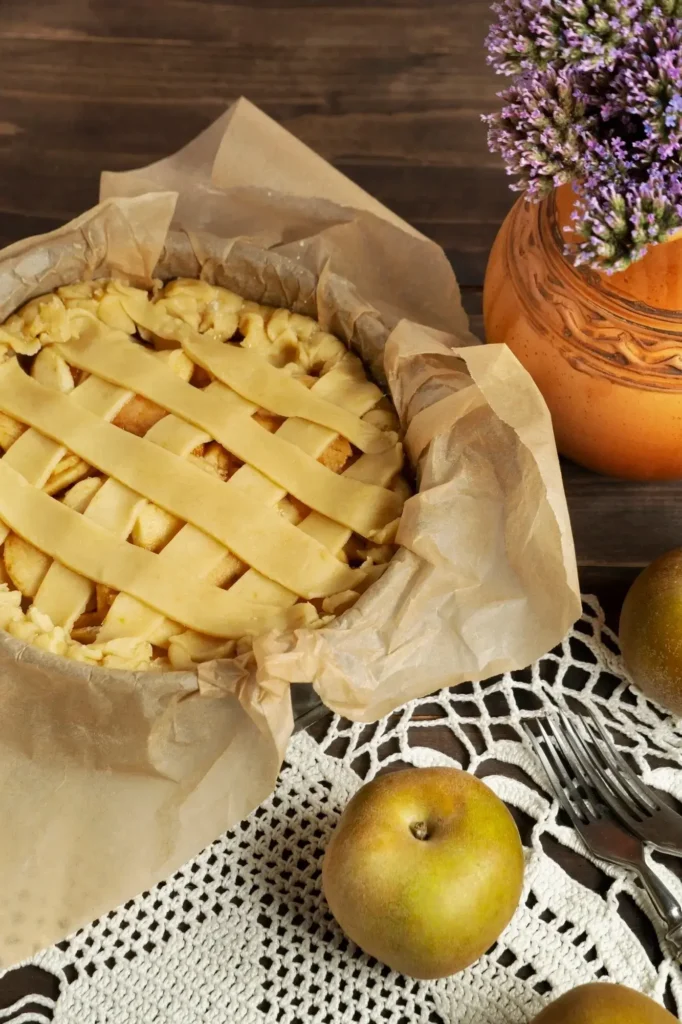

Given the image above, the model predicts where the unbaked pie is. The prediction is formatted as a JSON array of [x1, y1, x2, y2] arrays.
[[0, 279, 409, 670]]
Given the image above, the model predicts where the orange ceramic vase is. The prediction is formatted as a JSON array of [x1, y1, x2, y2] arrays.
[[484, 184, 682, 479]]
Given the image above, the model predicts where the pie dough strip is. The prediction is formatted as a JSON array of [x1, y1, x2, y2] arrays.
[[182, 338, 397, 455], [97, 363, 386, 644], [33, 349, 221, 628], [61, 327, 402, 536], [0, 461, 318, 638], [0, 371, 132, 546], [226, 445, 404, 611], [69, 363, 370, 641], [117, 295, 394, 454], [33, 409, 214, 630], [169, 446, 404, 662], [0, 362, 361, 599]]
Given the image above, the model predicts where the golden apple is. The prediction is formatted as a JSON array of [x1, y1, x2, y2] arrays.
[[620, 549, 682, 715], [532, 983, 678, 1023], [322, 766, 524, 979]]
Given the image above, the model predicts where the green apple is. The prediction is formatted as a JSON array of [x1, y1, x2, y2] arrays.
[[322, 766, 524, 979], [620, 549, 682, 715], [532, 983, 678, 1023]]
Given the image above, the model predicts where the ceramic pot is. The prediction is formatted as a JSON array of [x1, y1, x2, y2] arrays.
[[484, 184, 682, 479]]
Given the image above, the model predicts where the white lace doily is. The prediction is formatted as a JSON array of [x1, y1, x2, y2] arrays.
[[4, 596, 682, 1023]]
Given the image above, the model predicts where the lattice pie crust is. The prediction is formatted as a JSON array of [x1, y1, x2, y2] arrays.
[[0, 279, 409, 671]]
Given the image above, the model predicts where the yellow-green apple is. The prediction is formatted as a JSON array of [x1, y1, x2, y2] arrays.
[[620, 549, 682, 715], [322, 766, 524, 979], [531, 983, 678, 1023]]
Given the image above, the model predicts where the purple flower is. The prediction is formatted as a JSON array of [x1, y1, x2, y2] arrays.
[[485, 67, 594, 196], [486, 0, 682, 270], [606, 21, 682, 160], [487, 0, 647, 75], [571, 169, 682, 271]]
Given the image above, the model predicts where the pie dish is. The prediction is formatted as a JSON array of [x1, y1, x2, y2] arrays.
[[0, 278, 409, 671]]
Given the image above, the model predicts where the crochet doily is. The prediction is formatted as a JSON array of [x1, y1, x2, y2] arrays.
[[3, 596, 682, 1023]]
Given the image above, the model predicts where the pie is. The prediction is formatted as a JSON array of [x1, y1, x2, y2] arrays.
[[0, 278, 409, 671]]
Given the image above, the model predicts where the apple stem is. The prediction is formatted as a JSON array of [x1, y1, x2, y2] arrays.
[[410, 821, 429, 841]]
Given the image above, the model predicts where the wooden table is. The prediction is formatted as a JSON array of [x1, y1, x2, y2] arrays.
[[0, 0, 679, 1014]]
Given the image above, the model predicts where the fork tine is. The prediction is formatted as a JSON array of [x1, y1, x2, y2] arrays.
[[559, 716, 643, 833], [523, 723, 585, 830], [585, 716, 658, 814], [541, 718, 599, 822], [527, 720, 591, 825], [574, 718, 651, 821]]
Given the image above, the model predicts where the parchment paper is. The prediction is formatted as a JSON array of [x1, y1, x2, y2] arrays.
[[0, 99, 580, 963]]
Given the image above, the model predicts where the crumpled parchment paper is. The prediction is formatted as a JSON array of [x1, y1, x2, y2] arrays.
[[0, 99, 579, 963]]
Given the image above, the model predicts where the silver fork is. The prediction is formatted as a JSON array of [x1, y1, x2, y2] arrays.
[[524, 717, 682, 953], [571, 712, 682, 857]]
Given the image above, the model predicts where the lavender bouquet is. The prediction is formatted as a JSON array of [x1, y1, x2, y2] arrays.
[[485, 1, 682, 271]]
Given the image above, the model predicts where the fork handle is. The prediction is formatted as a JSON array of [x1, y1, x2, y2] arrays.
[[638, 861, 682, 954]]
